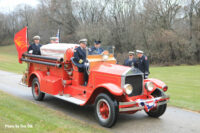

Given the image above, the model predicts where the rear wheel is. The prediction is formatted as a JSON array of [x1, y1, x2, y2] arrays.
[[94, 93, 118, 128], [32, 77, 45, 101]]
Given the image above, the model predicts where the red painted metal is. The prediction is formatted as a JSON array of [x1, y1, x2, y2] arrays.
[[99, 101, 110, 119]]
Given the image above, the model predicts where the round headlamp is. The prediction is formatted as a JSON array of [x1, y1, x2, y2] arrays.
[[124, 84, 133, 95], [145, 82, 154, 91]]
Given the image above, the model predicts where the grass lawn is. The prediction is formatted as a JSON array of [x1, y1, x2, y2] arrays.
[[150, 65, 200, 112], [0, 90, 108, 133], [0, 44, 26, 74], [0, 44, 200, 112]]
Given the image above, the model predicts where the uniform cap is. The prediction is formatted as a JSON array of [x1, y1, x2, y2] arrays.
[[136, 50, 144, 54], [129, 51, 134, 55], [50, 37, 57, 41], [33, 35, 40, 40], [79, 38, 87, 44], [94, 40, 101, 44]]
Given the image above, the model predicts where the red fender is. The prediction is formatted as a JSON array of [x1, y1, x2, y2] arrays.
[[144, 78, 167, 90], [96, 83, 123, 96], [28, 71, 45, 88]]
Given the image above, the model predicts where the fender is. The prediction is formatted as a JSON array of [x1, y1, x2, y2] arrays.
[[28, 71, 46, 87], [144, 78, 167, 89], [95, 83, 123, 96]]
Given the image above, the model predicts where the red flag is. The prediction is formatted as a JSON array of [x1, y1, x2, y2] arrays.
[[14, 27, 29, 64]]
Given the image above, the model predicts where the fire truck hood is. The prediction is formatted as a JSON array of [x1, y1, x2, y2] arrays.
[[92, 63, 133, 76]]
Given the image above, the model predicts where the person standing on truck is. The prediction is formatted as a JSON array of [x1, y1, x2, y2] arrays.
[[135, 50, 150, 79], [28, 35, 42, 55], [89, 40, 104, 55], [73, 38, 88, 86], [50, 37, 57, 44], [124, 51, 136, 67]]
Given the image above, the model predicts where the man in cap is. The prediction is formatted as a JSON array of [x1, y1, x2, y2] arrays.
[[50, 37, 58, 44], [89, 40, 104, 55], [135, 50, 150, 79], [73, 38, 88, 86], [124, 51, 136, 67], [28, 35, 42, 55]]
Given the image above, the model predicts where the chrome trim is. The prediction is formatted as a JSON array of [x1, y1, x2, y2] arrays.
[[119, 101, 137, 106], [52, 95, 85, 105], [157, 100, 168, 106], [119, 106, 144, 112], [121, 67, 144, 95], [122, 67, 132, 77], [119, 95, 169, 112]]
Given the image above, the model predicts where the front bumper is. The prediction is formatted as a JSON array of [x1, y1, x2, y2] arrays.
[[119, 95, 170, 112]]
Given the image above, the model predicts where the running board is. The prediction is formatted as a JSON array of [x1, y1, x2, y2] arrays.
[[54, 95, 85, 105]]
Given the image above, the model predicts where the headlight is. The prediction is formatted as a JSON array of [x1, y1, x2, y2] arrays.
[[145, 82, 154, 91], [124, 84, 133, 95], [102, 54, 109, 61]]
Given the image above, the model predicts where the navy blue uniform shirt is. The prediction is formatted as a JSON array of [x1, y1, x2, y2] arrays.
[[135, 55, 149, 75], [73, 46, 86, 68], [28, 43, 42, 55], [89, 46, 104, 55], [124, 58, 136, 67]]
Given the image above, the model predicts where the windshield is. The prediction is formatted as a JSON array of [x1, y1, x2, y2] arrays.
[[87, 45, 114, 55]]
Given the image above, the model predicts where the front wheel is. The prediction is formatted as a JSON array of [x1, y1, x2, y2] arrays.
[[146, 104, 167, 118], [94, 93, 118, 128], [32, 77, 45, 101]]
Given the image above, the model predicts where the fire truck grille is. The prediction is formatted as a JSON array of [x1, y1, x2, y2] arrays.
[[125, 75, 143, 96]]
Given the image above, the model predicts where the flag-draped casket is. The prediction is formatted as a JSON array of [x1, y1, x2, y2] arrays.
[[40, 43, 79, 58]]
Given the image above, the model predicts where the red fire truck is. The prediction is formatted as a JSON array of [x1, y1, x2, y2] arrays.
[[19, 43, 169, 127]]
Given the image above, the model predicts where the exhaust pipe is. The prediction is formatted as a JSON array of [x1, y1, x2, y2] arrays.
[[23, 53, 64, 62], [21, 58, 62, 68]]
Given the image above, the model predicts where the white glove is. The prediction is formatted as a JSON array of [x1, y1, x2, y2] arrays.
[[29, 50, 33, 54]]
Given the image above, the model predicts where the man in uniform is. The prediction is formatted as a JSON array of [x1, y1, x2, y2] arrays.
[[135, 50, 150, 79], [73, 39, 88, 86], [28, 35, 42, 55], [89, 40, 104, 55], [50, 37, 57, 44], [124, 51, 136, 67]]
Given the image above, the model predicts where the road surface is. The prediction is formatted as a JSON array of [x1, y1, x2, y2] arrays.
[[0, 70, 199, 133]]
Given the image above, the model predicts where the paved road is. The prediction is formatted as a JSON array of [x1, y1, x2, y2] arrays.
[[0, 70, 200, 133]]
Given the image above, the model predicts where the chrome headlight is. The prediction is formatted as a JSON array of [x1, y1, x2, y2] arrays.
[[124, 84, 133, 95], [145, 82, 154, 91], [102, 54, 109, 61]]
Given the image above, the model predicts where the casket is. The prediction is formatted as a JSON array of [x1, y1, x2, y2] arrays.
[[40, 43, 79, 58]]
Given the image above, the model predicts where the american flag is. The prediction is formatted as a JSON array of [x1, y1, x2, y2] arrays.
[[55, 29, 60, 43], [137, 98, 158, 112]]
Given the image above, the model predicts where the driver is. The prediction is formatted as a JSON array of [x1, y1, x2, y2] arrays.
[[73, 38, 88, 86], [89, 40, 104, 55]]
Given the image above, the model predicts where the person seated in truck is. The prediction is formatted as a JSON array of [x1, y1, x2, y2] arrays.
[[28, 35, 42, 55], [73, 38, 88, 86], [124, 51, 136, 67], [89, 40, 104, 55]]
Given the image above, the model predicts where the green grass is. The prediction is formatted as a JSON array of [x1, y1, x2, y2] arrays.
[[0, 44, 26, 74], [150, 65, 200, 112], [0, 45, 200, 112], [0, 90, 109, 133]]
